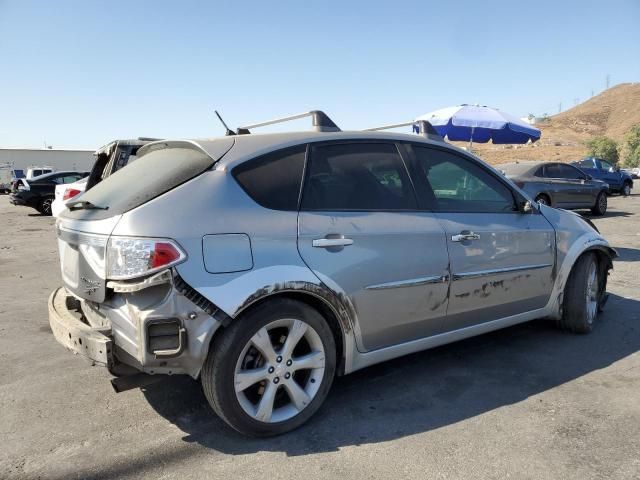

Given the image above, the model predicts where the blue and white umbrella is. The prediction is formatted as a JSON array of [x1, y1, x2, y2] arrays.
[[415, 104, 541, 147]]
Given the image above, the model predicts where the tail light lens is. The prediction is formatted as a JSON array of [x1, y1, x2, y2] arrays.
[[106, 237, 186, 280], [63, 188, 82, 200]]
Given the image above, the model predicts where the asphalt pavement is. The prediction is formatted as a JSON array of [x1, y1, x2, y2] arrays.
[[1, 195, 639, 480]]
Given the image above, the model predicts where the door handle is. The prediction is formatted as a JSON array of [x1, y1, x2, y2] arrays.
[[312, 238, 354, 248], [451, 231, 480, 242]]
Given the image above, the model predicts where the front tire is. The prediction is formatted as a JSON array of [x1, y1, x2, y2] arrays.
[[558, 253, 600, 334], [591, 191, 607, 216], [201, 298, 336, 437]]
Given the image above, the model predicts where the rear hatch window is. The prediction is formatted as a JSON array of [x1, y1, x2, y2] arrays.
[[62, 139, 234, 220]]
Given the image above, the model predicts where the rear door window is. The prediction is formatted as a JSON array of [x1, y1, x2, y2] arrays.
[[600, 160, 615, 172], [301, 143, 417, 211], [546, 164, 583, 179], [233, 145, 306, 211]]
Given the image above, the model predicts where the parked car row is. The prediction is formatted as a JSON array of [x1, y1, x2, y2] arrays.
[[7, 139, 157, 216], [46, 112, 616, 437], [1, 165, 54, 194], [500, 161, 609, 215], [500, 156, 635, 217], [9, 170, 89, 215]]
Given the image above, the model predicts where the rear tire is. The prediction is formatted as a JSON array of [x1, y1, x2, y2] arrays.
[[591, 191, 607, 216], [37, 196, 54, 216], [622, 181, 632, 197], [201, 298, 336, 437], [535, 194, 551, 206], [558, 253, 600, 334]]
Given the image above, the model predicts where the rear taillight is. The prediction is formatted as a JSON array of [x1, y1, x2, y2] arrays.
[[106, 237, 186, 280], [63, 188, 82, 200]]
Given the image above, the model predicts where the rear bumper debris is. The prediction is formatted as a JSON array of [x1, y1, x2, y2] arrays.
[[48, 287, 113, 367]]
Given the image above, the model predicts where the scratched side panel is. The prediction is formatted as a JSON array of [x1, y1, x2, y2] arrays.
[[438, 211, 556, 331]]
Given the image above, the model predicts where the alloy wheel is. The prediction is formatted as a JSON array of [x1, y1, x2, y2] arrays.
[[599, 193, 607, 212], [41, 198, 52, 215], [234, 318, 326, 423], [585, 261, 598, 325]]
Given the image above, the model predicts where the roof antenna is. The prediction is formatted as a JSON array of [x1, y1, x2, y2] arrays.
[[214, 110, 236, 136]]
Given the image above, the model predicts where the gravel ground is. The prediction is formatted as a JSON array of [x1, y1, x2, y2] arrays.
[[1, 195, 639, 480]]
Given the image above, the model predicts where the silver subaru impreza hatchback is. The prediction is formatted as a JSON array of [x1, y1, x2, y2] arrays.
[[49, 112, 616, 436]]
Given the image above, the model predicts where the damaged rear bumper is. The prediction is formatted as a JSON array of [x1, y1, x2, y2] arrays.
[[48, 271, 226, 379], [48, 287, 113, 367]]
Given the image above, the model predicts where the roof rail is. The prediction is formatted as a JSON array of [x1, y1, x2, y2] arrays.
[[364, 120, 444, 142], [236, 110, 340, 135]]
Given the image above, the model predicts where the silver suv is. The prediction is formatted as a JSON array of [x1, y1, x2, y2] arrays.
[[49, 111, 616, 436]]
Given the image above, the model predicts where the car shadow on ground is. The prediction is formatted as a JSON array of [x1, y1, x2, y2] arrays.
[[581, 210, 633, 219], [137, 293, 639, 458], [611, 247, 640, 262]]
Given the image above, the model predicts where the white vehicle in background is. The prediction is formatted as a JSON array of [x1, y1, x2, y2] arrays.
[[0, 162, 14, 193], [51, 177, 87, 218], [26, 166, 54, 179]]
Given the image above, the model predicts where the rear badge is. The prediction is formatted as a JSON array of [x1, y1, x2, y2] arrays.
[[81, 277, 102, 294]]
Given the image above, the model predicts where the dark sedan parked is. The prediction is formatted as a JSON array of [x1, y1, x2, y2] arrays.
[[10, 171, 89, 215], [500, 161, 609, 215]]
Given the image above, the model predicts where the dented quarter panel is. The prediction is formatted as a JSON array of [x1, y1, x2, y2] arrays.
[[86, 277, 222, 378]]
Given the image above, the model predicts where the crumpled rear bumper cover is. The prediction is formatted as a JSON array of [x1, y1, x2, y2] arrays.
[[48, 287, 113, 367]]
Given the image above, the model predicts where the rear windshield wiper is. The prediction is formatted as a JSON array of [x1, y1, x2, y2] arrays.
[[67, 200, 109, 211]]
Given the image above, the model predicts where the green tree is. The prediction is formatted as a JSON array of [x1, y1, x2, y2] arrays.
[[623, 124, 640, 168], [585, 136, 619, 165]]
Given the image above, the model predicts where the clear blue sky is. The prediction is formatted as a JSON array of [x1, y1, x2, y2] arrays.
[[1, 0, 639, 149]]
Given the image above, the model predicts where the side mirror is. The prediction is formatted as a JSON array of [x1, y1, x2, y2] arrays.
[[586, 174, 593, 180], [520, 200, 534, 213]]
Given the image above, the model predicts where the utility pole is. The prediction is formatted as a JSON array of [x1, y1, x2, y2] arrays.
[[591, 89, 594, 98], [574, 98, 580, 106], [606, 74, 610, 89], [558, 102, 562, 113]]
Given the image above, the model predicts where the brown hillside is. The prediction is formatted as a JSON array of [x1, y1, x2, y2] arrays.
[[460, 82, 640, 165]]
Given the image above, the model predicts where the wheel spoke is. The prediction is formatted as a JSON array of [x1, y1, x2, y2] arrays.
[[235, 367, 269, 393], [283, 378, 311, 411], [281, 320, 308, 358], [254, 381, 278, 422], [291, 350, 325, 371], [250, 327, 277, 364]]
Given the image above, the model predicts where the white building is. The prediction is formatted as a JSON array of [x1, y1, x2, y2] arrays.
[[0, 147, 95, 175]]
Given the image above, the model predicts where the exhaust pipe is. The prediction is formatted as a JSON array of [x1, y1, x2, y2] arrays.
[[111, 373, 163, 393]]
